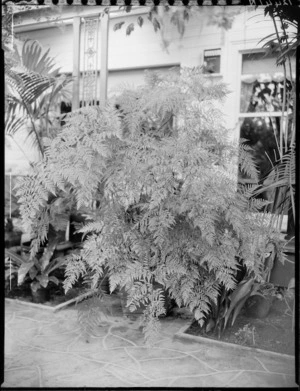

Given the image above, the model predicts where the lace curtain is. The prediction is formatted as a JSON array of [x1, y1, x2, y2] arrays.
[[240, 75, 293, 181], [240, 75, 293, 113]]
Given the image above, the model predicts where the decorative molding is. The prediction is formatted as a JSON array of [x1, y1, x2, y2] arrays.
[[82, 15, 100, 106], [12, 7, 148, 32]]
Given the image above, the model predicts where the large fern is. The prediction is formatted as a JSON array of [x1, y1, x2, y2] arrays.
[[16, 67, 286, 345]]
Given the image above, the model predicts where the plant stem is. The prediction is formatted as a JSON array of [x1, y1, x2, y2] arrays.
[[279, 16, 294, 153], [272, 15, 286, 161], [9, 135, 35, 168], [23, 100, 44, 157], [45, 82, 56, 138]]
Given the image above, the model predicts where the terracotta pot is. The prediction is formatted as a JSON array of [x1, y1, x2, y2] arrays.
[[31, 286, 50, 303], [244, 295, 274, 319]]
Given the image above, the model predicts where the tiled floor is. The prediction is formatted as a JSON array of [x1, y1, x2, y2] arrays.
[[3, 295, 297, 388]]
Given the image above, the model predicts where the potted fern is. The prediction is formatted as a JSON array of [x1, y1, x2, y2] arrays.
[[16, 68, 286, 344]]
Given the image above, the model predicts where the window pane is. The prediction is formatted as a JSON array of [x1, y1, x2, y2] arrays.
[[203, 49, 221, 74], [240, 78, 293, 113], [240, 52, 295, 113], [239, 116, 293, 181], [242, 52, 296, 75]]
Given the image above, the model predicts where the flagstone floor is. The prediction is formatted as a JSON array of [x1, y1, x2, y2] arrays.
[[3, 295, 297, 388]]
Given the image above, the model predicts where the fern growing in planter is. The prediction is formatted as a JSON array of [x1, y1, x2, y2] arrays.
[[16, 68, 285, 344]]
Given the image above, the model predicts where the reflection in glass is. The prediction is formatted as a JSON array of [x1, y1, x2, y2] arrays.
[[240, 78, 293, 113], [240, 116, 292, 182]]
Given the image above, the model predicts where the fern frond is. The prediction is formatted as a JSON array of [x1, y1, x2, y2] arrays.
[[16, 66, 286, 344], [63, 254, 86, 293]]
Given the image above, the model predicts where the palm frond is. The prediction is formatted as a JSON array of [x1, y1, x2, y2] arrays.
[[5, 40, 73, 151], [21, 40, 59, 76]]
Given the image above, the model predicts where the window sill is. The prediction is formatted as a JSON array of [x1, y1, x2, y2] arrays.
[[203, 73, 222, 78]]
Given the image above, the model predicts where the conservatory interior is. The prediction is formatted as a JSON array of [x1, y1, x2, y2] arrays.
[[3, 4, 297, 388]]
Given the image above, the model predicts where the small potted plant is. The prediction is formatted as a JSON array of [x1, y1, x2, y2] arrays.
[[221, 240, 285, 329], [244, 282, 278, 319], [6, 240, 67, 303]]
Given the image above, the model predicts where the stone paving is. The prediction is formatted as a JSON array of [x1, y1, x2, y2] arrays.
[[3, 294, 297, 388]]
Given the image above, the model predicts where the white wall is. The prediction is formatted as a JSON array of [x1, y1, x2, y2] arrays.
[[9, 6, 293, 173], [18, 8, 225, 72], [17, 24, 74, 73], [5, 130, 41, 175]]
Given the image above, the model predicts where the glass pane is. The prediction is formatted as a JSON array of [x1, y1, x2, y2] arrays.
[[242, 52, 296, 75], [204, 49, 221, 74], [239, 116, 293, 181], [240, 78, 293, 113]]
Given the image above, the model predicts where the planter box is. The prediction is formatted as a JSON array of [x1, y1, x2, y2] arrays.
[[270, 240, 295, 288], [5, 289, 98, 312], [175, 321, 295, 359]]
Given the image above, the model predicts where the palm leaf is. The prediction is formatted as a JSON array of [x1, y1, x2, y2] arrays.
[[5, 102, 26, 136], [254, 148, 295, 219], [5, 40, 72, 152], [224, 278, 255, 329], [21, 40, 59, 76], [9, 69, 56, 106], [5, 249, 26, 266]]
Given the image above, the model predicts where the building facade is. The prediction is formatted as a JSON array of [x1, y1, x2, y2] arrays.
[[5, 6, 296, 174]]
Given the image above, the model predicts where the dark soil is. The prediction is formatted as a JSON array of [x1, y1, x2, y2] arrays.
[[186, 297, 295, 355], [5, 278, 88, 307]]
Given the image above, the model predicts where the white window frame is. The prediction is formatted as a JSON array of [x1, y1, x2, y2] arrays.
[[203, 48, 222, 76], [237, 49, 291, 232], [238, 49, 290, 122]]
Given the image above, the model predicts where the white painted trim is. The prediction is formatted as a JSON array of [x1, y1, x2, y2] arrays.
[[13, 7, 149, 33], [229, 38, 267, 48], [60, 63, 181, 76], [203, 73, 223, 78], [108, 63, 181, 72], [239, 112, 284, 118], [235, 50, 243, 141]]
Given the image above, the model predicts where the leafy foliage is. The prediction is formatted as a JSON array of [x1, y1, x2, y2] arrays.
[[252, 6, 297, 230], [114, 6, 243, 50], [5, 245, 67, 293], [5, 39, 73, 157], [16, 68, 285, 345], [262, 5, 299, 67], [76, 291, 112, 342]]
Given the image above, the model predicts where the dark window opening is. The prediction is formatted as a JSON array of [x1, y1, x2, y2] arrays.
[[60, 101, 72, 126], [203, 49, 221, 74]]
